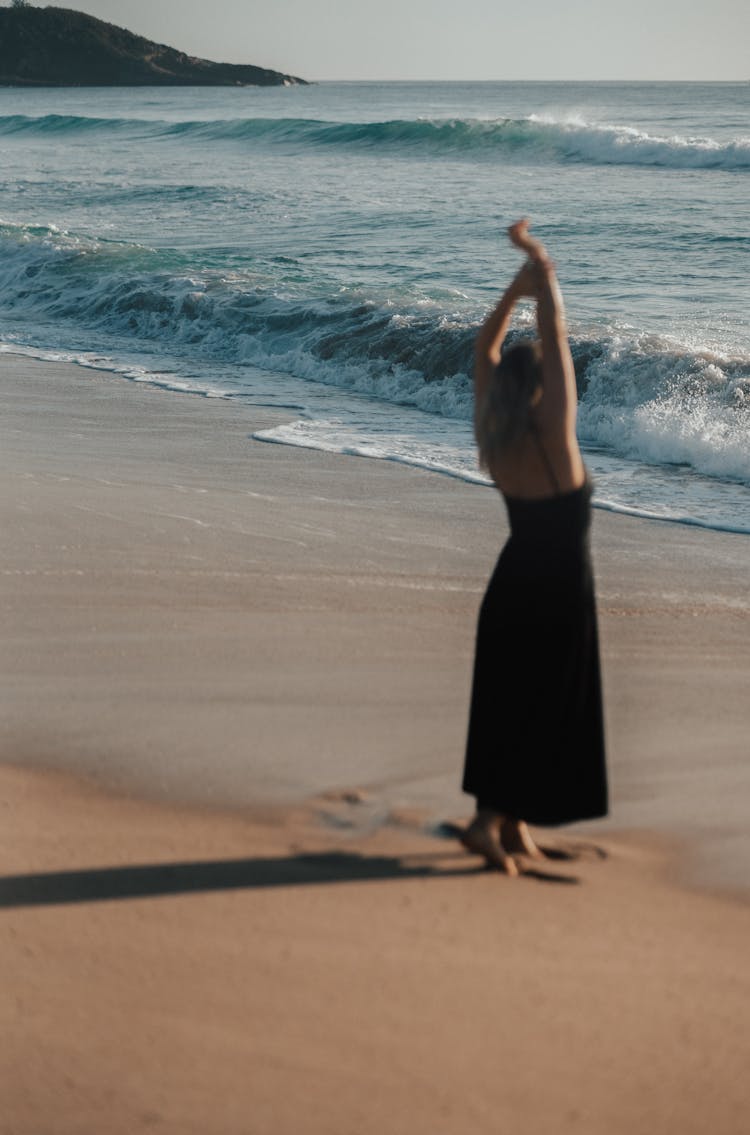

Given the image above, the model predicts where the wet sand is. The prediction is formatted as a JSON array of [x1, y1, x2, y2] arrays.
[[1, 353, 749, 1132]]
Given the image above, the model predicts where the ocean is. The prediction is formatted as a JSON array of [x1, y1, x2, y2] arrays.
[[0, 81, 748, 532]]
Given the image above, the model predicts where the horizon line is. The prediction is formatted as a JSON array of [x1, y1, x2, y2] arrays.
[[300, 77, 748, 85]]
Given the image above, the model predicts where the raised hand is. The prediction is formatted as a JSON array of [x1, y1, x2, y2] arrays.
[[508, 218, 551, 268]]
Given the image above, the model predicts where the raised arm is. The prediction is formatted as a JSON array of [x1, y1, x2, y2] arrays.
[[507, 219, 578, 438], [474, 260, 536, 422]]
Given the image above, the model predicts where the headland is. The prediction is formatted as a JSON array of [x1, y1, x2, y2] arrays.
[[0, 5, 306, 86]]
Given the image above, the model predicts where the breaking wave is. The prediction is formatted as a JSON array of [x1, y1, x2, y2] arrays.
[[0, 221, 748, 487], [1, 111, 748, 169]]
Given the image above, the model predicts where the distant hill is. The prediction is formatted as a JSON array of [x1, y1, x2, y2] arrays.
[[0, 5, 306, 87]]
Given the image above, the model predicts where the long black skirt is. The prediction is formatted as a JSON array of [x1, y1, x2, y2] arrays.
[[462, 518, 608, 826]]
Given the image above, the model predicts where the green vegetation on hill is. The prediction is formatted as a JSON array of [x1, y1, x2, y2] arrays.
[[0, 5, 306, 86]]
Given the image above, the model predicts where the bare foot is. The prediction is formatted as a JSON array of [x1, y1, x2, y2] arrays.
[[501, 819, 544, 860], [461, 820, 519, 876]]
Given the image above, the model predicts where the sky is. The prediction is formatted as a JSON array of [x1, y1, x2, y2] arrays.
[[22, 1, 750, 81]]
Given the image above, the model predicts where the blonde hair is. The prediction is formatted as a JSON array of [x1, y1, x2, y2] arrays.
[[475, 340, 543, 470]]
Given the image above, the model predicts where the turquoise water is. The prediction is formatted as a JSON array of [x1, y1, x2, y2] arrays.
[[0, 81, 748, 531]]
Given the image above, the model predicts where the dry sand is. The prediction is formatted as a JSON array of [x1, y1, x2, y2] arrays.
[[2, 765, 749, 1135], [1, 353, 749, 1133]]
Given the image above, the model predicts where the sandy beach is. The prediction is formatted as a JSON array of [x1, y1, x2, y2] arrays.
[[1, 353, 749, 1133]]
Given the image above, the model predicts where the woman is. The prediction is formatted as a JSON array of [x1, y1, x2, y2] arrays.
[[461, 219, 608, 875]]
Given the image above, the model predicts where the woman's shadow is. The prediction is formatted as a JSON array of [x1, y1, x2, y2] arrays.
[[0, 837, 586, 909]]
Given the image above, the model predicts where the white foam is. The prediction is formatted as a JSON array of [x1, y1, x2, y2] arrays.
[[576, 331, 750, 486], [527, 113, 750, 169], [254, 418, 489, 485]]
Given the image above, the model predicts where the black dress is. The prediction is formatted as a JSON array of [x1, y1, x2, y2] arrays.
[[462, 477, 608, 826]]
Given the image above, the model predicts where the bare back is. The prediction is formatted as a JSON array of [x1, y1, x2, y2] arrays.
[[486, 421, 585, 500]]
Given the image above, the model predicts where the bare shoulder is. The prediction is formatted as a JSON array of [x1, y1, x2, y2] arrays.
[[535, 421, 586, 491]]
